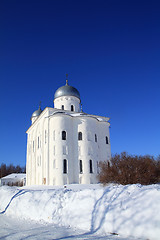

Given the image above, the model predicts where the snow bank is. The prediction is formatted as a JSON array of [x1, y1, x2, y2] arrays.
[[0, 184, 160, 240]]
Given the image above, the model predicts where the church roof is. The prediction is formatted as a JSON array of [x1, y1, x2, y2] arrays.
[[50, 109, 110, 122], [31, 106, 43, 118], [54, 80, 80, 100], [1, 173, 26, 180], [26, 107, 110, 133]]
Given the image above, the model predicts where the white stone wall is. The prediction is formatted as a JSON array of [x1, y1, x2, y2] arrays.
[[26, 108, 111, 186]]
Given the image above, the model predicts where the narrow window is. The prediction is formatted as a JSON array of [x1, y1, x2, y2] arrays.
[[38, 137, 39, 149], [95, 134, 97, 142], [62, 131, 66, 140], [78, 132, 82, 140], [79, 160, 83, 174], [89, 159, 93, 173], [71, 105, 74, 111], [106, 136, 109, 144], [63, 159, 67, 174], [62, 105, 64, 110]]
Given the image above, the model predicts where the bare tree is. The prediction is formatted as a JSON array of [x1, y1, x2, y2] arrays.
[[99, 152, 159, 185]]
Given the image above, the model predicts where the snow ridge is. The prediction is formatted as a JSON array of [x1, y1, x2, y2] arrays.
[[0, 184, 160, 240]]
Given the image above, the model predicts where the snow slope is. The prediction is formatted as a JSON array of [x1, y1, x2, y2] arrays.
[[0, 214, 139, 240], [0, 184, 160, 240]]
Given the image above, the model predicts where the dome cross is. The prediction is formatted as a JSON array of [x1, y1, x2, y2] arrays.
[[66, 73, 69, 85]]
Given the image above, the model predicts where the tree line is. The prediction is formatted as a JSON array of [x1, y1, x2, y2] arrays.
[[0, 163, 26, 178], [99, 152, 160, 185]]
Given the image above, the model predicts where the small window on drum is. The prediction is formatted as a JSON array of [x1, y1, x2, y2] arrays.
[[71, 105, 74, 111], [63, 159, 67, 174], [62, 105, 64, 110], [78, 132, 82, 140], [62, 131, 66, 140], [106, 136, 109, 144], [95, 134, 97, 142]]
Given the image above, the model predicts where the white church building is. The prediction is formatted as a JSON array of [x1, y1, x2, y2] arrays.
[[26, 77, 111, 186]]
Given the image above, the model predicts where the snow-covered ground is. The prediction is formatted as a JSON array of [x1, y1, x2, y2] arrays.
[[0, 214, 139, 240], [0, 184, 160, 240]]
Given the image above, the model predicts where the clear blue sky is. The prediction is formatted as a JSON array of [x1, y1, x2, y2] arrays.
[[0, 0, 160, 167]]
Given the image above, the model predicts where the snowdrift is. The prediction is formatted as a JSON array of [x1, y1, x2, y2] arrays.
[[0, 184, 160, 240]]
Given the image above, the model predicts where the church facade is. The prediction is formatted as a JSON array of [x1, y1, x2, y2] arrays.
[[26, 78, 111, 186]]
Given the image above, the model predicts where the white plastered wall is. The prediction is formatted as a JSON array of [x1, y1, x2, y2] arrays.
[[26, 108, 111, 186], [54, 96, 80, 112]]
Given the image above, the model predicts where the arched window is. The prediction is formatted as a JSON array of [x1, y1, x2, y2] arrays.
[[78, 132, 82, 140], [63, 159, 67, 174], [89, 159, 93, 173], [71, 105, 74, 111], [62, 131, 66, 140], [95, 134, 97, 142], [62, 105, 64, 110], [79, 160, 83, 174], [106, 136, 109, 144]]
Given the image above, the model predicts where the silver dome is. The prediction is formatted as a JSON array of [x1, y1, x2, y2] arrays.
[[54, 81, 80, 100], [32, 106, 42, 118]]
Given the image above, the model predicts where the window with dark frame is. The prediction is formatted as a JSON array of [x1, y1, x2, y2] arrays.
[[106, 136, 109, 144], [71, 105, 74, 111], [78, 132, 82, 140], [62, 131, 66, 140], [95, 134, 97, 142], [89, 159, 93, 173], [79, 160, 83, 174], [63, 159, 67, 174]]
